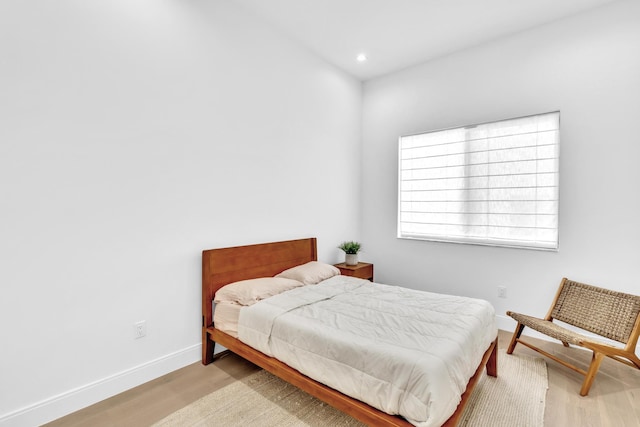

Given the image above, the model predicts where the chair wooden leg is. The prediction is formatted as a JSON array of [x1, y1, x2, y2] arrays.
[[628, 353, 640, 370], [580, 352, 605, 396], [507, 323, 525, 354]]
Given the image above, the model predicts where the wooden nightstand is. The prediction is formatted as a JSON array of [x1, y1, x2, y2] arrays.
[[334, 262, 374, 281]]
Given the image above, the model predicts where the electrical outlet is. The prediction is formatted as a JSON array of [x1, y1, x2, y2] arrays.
[[497, 286, 507, 298], [134, 320, 147, 339]]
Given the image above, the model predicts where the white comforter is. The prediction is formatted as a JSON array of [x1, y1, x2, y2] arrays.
[[237, 275, 496, 427]]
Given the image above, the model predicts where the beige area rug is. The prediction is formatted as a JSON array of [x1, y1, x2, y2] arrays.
[[457, 351, 547, 427], [153, 351, 547, 427]]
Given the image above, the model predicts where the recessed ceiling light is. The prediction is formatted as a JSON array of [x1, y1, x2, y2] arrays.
[[356, 53, 367, 62]]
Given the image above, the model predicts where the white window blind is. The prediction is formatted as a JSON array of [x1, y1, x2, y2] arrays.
[[398, 112, 559, 250]]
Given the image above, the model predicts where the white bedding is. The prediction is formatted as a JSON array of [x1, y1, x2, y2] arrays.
[[238, 275, 497, 427]]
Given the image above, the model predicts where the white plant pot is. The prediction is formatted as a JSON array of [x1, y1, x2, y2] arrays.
[[345, 254, 358, 266]]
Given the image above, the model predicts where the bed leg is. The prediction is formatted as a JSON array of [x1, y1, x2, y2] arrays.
[[202, 329, 215, 365], [486, 339, 498, 377]]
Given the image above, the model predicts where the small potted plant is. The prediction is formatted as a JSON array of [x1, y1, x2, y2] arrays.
[[338, 241, 362, 266]]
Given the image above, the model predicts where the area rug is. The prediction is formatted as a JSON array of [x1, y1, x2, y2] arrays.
[[153, 350, 547, 427]]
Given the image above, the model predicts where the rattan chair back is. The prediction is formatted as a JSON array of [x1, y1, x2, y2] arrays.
[[551, 279, 640, 344]]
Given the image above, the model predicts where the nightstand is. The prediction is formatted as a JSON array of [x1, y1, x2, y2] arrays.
[[334, 262, 374, 281]]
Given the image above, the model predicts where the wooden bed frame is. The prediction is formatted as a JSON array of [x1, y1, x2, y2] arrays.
[[202, 237, 497, 427]]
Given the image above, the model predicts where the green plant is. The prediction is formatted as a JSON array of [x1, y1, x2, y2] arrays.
[[338, 241, 361, 254]]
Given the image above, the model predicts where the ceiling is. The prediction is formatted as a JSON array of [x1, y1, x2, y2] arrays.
[[231, 0, 619, 81]]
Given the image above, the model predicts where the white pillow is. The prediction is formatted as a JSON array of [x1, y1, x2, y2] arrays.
[[214, 277, 304, 306], [275, 261, 340, 285]]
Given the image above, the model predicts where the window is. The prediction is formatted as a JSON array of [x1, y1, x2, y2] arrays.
[[398, 112, 559, 250]]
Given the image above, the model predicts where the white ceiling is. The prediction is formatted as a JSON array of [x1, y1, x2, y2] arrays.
[[231, 0, 619, 81]]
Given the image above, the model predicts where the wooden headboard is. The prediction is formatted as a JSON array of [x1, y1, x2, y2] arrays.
[[202, 237, 317, 363]]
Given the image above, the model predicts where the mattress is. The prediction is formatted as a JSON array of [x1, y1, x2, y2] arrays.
[[213, 301, 242, 338], [237, 275, 497, 427]]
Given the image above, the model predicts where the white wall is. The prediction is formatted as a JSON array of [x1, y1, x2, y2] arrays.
[[0, 1, 361, 425], [3, 0, 638, 424], [362, 0, 640, 331]]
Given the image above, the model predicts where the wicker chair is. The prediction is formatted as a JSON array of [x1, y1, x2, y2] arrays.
[[506, 278, 640, 396]]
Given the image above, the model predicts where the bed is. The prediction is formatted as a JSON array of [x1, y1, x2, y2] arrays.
[[202, 238, 498, 427]]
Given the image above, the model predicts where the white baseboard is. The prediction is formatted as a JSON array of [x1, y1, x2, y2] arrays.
[[0, 344, 201, 427], [496, 313, 516, 335]]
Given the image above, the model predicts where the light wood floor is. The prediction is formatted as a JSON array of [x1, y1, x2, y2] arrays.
[[46, 330, 640, 427]]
